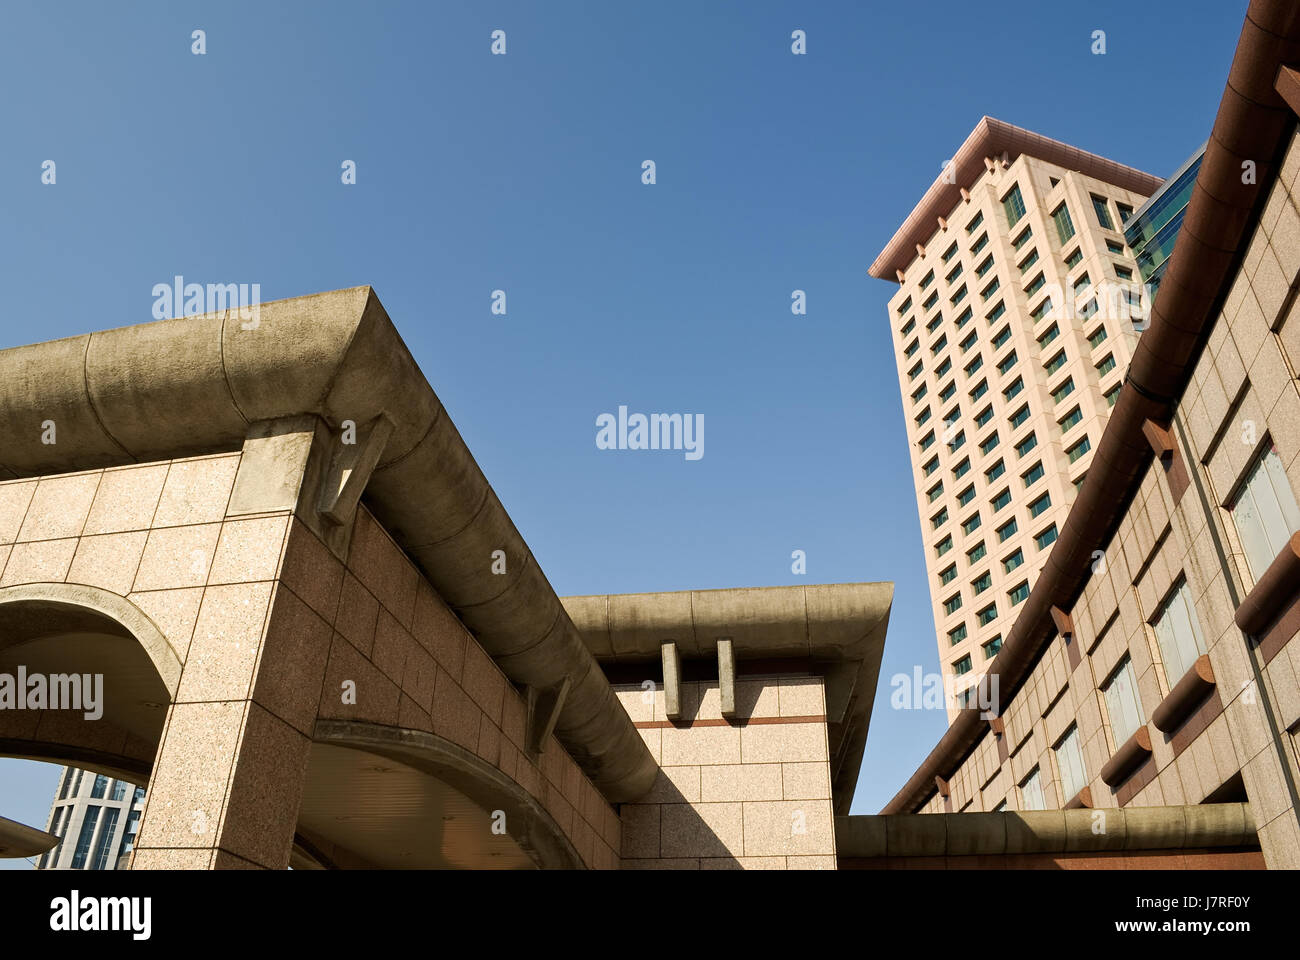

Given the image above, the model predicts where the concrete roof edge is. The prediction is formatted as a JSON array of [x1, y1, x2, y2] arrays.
[[0, 286, 658, 804], [836, 803, 1258, 858]]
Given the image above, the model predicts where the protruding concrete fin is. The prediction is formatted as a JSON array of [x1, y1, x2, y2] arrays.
[[1141, 418, 1174, 457], [318, 414, 394, 526], [526, 677, 571, 758], [1050, 605, 1074, 640], [661, 641, 682, 720], [717, 638, 736, 718]]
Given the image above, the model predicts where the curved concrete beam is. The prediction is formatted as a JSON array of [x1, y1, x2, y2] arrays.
[[0, 582, 182, 695], [313, 719, 584, 870], [836, 803, 1258, 858], [0, 289, 656, 803]]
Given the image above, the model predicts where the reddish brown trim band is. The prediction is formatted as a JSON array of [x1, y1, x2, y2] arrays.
[[1100, 725, 1154, 787], [1152, 655, 1217, 734], [1143, 419, 1190, 504], [1064, 785, 1093, 809], [1235, 531, 1300, 636]]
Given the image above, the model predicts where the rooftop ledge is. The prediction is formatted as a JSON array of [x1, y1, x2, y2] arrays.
[[867, 116, 1163, 282]]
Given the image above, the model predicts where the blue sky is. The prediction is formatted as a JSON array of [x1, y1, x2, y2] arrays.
[[0, 0, 1245, 867]]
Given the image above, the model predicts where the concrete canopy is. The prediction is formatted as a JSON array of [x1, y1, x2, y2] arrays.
[[0, 815, 56, 860], [562, 582, 893, 813], [0, 288, 656, 803]]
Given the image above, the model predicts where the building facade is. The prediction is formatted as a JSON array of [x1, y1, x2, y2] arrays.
[[870, 120, 1160, 719], [0, 289, 891, 870], [880, 0, 1300, 871], [36, 768, 144, 870], [1124, 144, 1207, 301]]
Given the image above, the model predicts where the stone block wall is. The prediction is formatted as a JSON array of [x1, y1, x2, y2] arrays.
[[614, 676, 836, 869]]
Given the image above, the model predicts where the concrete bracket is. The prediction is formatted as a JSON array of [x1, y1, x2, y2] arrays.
[[1275, 64, 1300, 118], [717, 638, 736, 719], [1050, 605, 1074, 640], [525, 677, 572, 759], [661, 641, 682, 720], [317, 414, 394, 527], [1141, 418, 1174, 458]]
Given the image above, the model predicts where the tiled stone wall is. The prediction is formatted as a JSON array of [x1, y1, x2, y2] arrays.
[[314, 506, 621, 869], [916, 130, 1300, 869], [614, 676, 836, 869], [0, 449, 620, 869]]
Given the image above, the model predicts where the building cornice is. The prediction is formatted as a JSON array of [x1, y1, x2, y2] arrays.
[[868, 116, 1162, 282]]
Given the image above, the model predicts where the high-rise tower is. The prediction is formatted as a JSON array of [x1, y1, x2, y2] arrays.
[[870, 117, 1161, 720]]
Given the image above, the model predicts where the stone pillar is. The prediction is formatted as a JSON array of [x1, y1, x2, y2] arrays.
[[132, 419, 338, 869]]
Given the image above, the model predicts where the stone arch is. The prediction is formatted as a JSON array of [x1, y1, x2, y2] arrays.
[[0, 583, 181, 779], [0, 583, 182, 693], [306, 719, 584, 870]]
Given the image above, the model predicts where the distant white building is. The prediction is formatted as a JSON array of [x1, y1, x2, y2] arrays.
[[37, 767, 145, 870]]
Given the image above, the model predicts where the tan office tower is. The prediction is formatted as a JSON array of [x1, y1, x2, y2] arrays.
[[869, 118, 1162, 721]]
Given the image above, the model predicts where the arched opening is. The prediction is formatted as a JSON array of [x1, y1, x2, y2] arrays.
[[0, 584, 180, 780], [300, 721, 584, 869]]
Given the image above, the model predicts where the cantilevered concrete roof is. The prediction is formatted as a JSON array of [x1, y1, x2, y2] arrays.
[[562, 582, 893, 814], [0, 815, 56, 860], [868, 116, 1163, 281], [0, 288, 657, 802]]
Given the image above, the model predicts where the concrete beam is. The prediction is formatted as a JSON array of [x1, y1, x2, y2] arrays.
[[317, 414, 394, 526], [661, 641, 682, 720], [835, 803, 1258, 858], [717, 638, 736, 718]]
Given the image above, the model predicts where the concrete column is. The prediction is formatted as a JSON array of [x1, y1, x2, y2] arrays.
[[131, 419, 338, 869]]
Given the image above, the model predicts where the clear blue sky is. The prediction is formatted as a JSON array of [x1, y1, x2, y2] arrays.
[[0, 0, 1245, 867]]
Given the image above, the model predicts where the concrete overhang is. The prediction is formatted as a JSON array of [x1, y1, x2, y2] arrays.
[[0, 815, 56, 860], [562, 582, 893, 814], [0, 287, 657, 803]]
